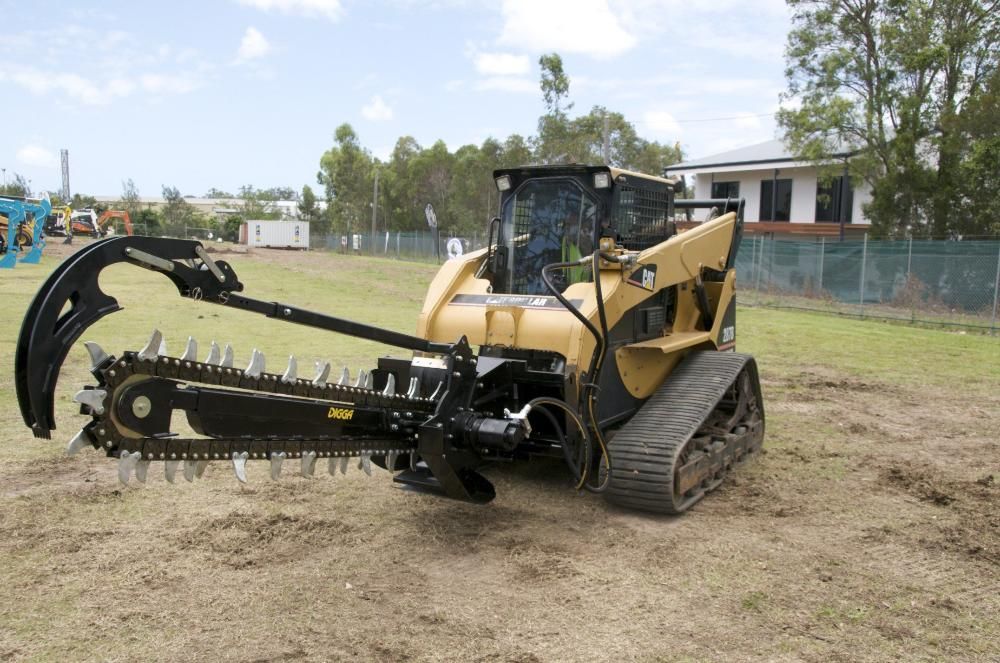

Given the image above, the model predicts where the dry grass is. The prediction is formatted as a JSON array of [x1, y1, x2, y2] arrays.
[[1, 241, 997, 662]]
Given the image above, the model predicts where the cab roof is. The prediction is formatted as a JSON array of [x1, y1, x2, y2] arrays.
[[493, 164, 680, 188]]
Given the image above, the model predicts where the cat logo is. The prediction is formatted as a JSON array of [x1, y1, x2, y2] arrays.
[[327, 407, 355, 421], [627, 264, 657, 291]]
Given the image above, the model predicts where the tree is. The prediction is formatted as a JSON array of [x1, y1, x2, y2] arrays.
[[71, 193, 97, 209], [237, 185, 282, 220], [779, 0, 1000, 238], [539, 53, 571, 116], [317, 123, 375, 234], [536, 53, 575, 164], [259, 186, 298, 201], [161, 185, 196, 235], [222, 215, 244, 242], [205, 188, 234, 199], [134, 208, 161, 235], [120, 178, 142, 220], [0, 173, 29, 197], [298, 184, 329, 234]]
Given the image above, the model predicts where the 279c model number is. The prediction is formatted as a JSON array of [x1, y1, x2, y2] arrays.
[[721, 326, 735, 343]]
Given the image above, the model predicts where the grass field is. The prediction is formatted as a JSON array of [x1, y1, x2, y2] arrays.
[[1, 241, 998, 662]]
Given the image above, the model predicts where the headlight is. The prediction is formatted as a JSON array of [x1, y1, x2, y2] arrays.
[[495, 175, 512, 192], [593, 172, 611, 189]]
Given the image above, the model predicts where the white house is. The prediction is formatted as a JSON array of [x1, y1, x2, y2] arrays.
[[665, 139, 871, 237]]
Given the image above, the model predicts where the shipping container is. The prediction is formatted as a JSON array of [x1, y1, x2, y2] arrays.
[[239, 220, 309, 250]]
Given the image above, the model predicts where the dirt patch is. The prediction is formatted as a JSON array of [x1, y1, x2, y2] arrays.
[[878, 463, 999, 565], [881, 464, 959, 506], [176, 511, 357, 569]]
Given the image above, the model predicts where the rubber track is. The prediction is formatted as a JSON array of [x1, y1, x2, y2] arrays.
[[605, 351, 762, 514]]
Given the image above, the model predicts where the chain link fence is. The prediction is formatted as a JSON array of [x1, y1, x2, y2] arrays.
[[311, 231, 1000, 334], [312, 231, 488, 263], [737, 236, 1000, 333]]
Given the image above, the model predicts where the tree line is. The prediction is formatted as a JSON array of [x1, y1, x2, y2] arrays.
[[314, 52, 682, 237]]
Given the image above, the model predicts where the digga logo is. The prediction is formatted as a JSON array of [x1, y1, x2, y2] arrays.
[[327, 407, 355, 421]]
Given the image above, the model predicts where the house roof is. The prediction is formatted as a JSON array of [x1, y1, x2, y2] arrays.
[[664, 138, 856, 175]]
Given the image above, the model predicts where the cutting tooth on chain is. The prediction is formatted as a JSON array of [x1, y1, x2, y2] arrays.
[[281, 356, 298, 384], [221, 344, 234, 368], [339, 456, 350, 475], [353, 370, 367, 388], [270, 452, 286, 480], [245, 349, 265, 379], [158, 336, 168, 357], [364, 372, 374, 390], [231, 451, 249, 483], [205, 341, 221, 365], [406, 377, 419, 399], [180, 336, 198, 362], [327, 456, 339, 476], [338, 367, 350, 386], [386, 451, 398, 474], [183, 459, 197, 482], [117, 450, 141, 484], [194, 460, 209, 478], [66, 429, 90, 456], [301, 451, 317, 478], [83, 341, 109, 370], [358, 453, 372, 476], [73, 388, 107, 415], [165, 460, 180, 483], [135, 460, 150, 484], [382, 374, 396, 396], [313, 361, 331, 386], [138, 329, 163, 361], [429, 381, 444, 400], [409, 451, 418, 472]]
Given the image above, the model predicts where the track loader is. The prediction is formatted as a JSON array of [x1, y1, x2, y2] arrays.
[[16, 165, 764, 514]]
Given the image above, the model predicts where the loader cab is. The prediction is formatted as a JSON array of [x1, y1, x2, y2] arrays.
[[488, 165, 680, 295]]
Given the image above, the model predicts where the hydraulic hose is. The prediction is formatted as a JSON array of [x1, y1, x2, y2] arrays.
[[540, 255, 614, 492], [523, 397, 591, 490]]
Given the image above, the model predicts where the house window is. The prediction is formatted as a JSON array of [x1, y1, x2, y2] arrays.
[[815, 176, 853, 223], [760, 179, 792, 221], [711, 181, 739, 199]]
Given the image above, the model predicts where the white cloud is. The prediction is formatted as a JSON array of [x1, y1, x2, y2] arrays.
[[139, 73, 202, 95], [361, 95, 393, 121], [236, 0, 342, 21], [474, 77, 536, 93], [0, 65, 126, 105], [16, 145, 59, 168], [641, 110, 681, 138], [0, 25, 210, 106], [498, 0, 636, 59], [474, 52, 530, 76], [236, 27, 271, 62]]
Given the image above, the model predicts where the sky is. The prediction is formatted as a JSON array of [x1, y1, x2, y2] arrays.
[[0, 0, 793, 198]]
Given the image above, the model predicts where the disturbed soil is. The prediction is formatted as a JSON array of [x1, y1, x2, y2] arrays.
[[0, 243, 997, 662]]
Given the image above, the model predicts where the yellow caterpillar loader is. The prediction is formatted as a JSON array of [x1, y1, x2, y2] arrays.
[[16, 165, 763, 514]]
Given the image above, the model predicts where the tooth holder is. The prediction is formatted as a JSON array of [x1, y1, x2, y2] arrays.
[[16, 237, 525, 503]]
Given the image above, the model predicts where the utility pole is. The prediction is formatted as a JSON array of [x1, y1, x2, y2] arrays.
[[602, 111, 611, 164], [370, 169, 379, 255], [1, 168, 6, 189]]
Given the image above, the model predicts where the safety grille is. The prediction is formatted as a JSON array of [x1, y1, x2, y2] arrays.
[[511, 195, 536, 293], [613, 184, 673, 251]]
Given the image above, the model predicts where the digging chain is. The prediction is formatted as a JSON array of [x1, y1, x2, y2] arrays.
[[73, 343, 433, 483]]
